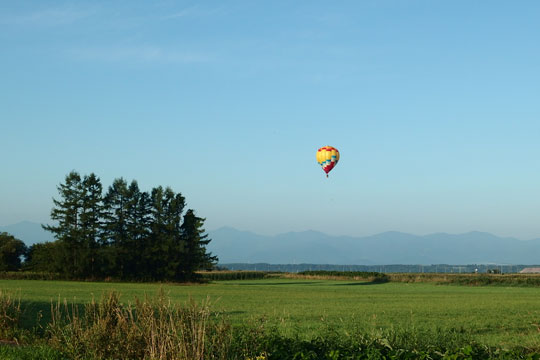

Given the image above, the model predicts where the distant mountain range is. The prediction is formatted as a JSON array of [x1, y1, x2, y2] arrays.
[[0, 221, 54, 245], [2, 221, 540, 265], [206, 227, 540, 265]]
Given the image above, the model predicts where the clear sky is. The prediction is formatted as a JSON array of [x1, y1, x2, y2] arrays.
[[2, 1, 540, 239]]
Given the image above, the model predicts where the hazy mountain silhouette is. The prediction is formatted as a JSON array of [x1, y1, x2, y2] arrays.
[[208, 227, 540, 265], [3, 222, 540, 264], [0, 221, 54, 245]]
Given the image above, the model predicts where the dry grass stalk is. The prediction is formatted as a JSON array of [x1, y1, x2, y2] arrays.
[[0, 290, 21, 342], [47, 290, 231, 360]]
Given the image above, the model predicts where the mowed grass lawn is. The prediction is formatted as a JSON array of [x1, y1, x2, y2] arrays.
[[1, 278, 540, 349]]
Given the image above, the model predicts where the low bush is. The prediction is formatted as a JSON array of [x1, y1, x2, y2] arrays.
[[386, 273, 540, 287], [199, 271, 270, 281], [287, 271, 389, 283], [445, 274, 540, 287], [0, 272, 64, 281], [231, 324, 539, 360]]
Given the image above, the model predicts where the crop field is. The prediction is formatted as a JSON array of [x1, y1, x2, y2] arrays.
[[1, 277, 540, 350]]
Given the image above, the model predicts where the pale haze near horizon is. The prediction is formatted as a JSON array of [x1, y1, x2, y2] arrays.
[[2, 1, 540, 240]]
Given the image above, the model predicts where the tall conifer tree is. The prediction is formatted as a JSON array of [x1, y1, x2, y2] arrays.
[[42, 171, 217, 281], [132, 190, 152, 279], [42, 171, 85, 277], [179, 209, 218, 280], [80, 173, 105, 278], [103, 178, 129, 277], [122, 180, 151, 279]]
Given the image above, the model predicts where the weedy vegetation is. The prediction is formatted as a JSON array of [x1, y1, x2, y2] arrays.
[[0, 276, 540, 358], [0, 290, 539, 359]]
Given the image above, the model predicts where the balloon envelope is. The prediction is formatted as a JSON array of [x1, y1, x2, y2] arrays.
[[316, 146, 339, 176]]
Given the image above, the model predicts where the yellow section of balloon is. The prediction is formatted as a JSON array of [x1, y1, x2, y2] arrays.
[[316, 146, 339, 177]]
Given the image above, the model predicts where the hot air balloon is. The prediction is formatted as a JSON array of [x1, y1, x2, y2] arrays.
[[316, 146, 339, 177]]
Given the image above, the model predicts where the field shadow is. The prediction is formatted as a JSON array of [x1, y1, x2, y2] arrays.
[[233, 281, 323, 286], [223, 310, 246, 315], [18, 300, 249, 332], [18, 300, 84, 333], [334, 280, 389, 286]]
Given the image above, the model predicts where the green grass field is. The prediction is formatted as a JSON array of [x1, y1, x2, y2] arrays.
[[2, 278, 540, 350]]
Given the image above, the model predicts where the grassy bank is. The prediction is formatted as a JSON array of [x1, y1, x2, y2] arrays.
[[3, 269, 540, 287], [387, 272, 540, 286], [283, 270, 540, 287]]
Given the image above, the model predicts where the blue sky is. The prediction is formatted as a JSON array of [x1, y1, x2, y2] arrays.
[[2, 1, 540, 239]]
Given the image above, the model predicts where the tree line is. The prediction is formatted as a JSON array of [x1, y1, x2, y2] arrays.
[[18, 171, 217, 281]]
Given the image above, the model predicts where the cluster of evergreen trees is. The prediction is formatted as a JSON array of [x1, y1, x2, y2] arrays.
[[27, 171, 217, 281]]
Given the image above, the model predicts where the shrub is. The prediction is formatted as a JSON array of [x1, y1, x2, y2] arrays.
[[288, 271, 389, 283], [0, 233, 27, 272], [0, 272, 64, 281], [199, 271, 269, 281]]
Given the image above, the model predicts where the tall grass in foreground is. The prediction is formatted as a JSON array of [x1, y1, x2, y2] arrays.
[[0, 289, 540, 359], [0, 290, 23, 342], [47, 291, 232, 360]]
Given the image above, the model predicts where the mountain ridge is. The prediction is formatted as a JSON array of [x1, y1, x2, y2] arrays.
[[3, 221, 540, 264], [0, 221, 54, 245], [207, 226, 540, 265]]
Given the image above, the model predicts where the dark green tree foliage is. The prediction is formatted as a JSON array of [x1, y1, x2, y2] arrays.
[[129, 188, 153, 279], [0, 232, 27, 271], [41, 172, 217, 281], [24, 242, 63, 273], [42, 171, 85, 277], [80, 173, 105, 278], [180, 210, 218, 281], [146, 186, 186, 280], [122, 181, 145, 278], [103, 178, 129, 277]]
